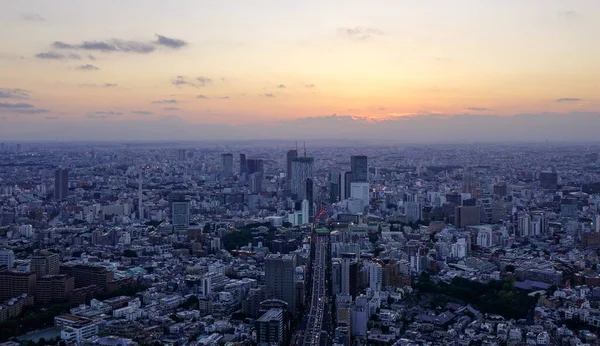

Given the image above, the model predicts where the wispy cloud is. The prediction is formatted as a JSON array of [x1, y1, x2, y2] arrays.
[[35, 52, 81, 60], [556, 98, 581, 103], [467, 107, 490, 111], [338, 27, 383, 40], [263, 93, 275, 97], [171, 76, 212, 87], [21, 13, 46, 22], [305, 84, 316, 88], [78, 83, 118, 88], [277, 84, 286, 89], [216, 96, 230, 99], [196, 95, 208, 99], [49, 34, 188, 55], [45, 116, 59, 120], [0, 88, 30, 100], [88, 111, 123, 115], [164, 107, 180, 111], [0, 102, 50, 114], [132, 110, 153, 115], [87, 114, 107, 119], [76, 64, 100, 71], [154, 34, 188, 49], [151, 99, 177, 104]]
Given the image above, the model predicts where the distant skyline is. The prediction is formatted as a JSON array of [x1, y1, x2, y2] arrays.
[[1, 0, 599, 140]]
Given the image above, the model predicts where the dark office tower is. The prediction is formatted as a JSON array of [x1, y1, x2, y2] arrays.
[[246, 159, 264, 175], [305, 178, 314, 222], [343, 171, 355, 201], [493, 183, 507, 197], [177, 149, 186, 161], [329, 172, 341, 203], [291, 157, 314, 200], [351, 155, 368, 182], [239, 153, 247, 175], [221, 153, 233, 176], [286, 149, 298, 189], [256, 308, 285, 345], [265, 254, 297, 314], [54, 169, 69, 200], [539, 171, 558, 190], [16, 144, 21, 152]]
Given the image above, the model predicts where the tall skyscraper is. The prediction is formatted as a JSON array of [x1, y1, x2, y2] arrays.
[[239, 153, 247, 175], [291, 157, 314, 200], [343, 171, 355, 201], [172, 199, 190, 231], [177, 149, 187, 161], [329, 172, 341, 203], [286, 149, 298, 189], [221, 153, 233, 177], [305, 178, 314, 222], [54, 168, 69, 200], [246, 159, 264, 175], [351, 155, 368, 182], [341, 253, 358, 298], [249, 172, 263, 194], [265, 254, 297, 314]]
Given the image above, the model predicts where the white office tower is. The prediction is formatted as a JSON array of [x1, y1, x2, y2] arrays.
[[351, 296, 368, 336], [350, 182, 369, 208], [518, 214, 531, 237], [301, 199, 310, 225], [0, 249, 15, 269], [451, 238, 467, 258], [366, 262, 382, 292], [476, 227, 493, 248]]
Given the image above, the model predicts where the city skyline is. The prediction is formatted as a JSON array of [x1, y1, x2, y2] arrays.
[[1, 0, 599, 141]]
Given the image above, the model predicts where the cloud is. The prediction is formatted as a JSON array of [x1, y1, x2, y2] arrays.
[[338, 27, 383, 40], [467, 107, 490, 111], [152, 99, 177, 104], [216, 96, 230, 99], [0, 102, 34, 109], [196, 95, 208, 99], [0, 102, 50, 115], [132, 110, 153, 115], [556, 98, 581, 103], [87, 114, 107, 119], [89, 111, 123, 116], [0, 116, 6, 120], [305, 84, 316, 88], [277, 84, 286, 89], [45, 116, 58, 120], [0, 88, 30, 100], [263, 93, 275, 97], [378, 107, 387, 111], [197, 76, 212, 86], [164, 107, 180, 111], [154, 34, 188, 49], [78, 83, 118, 88], [35, 52, 81, 60], [171, 76, 212, 87], [52, 39, 156, 54], [22, 13, 46, 22], [76, 64, 100, 71]]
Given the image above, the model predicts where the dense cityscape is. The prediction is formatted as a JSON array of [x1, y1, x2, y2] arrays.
[[0, 141, 599, 346]]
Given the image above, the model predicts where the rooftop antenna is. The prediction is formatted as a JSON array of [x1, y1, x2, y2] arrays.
[[303, 142, 307, 157]]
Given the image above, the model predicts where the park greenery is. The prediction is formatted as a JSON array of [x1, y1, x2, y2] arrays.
[[414, 272, 536, 320]]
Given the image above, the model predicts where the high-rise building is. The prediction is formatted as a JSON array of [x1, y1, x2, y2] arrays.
[[285, 150, 298, 189], [343, 171, 355, 201], [290, 157, 314, 200], [350, 155, 368, 182], [329, 172, 340, 203], [539, 171, 558, 190], [172, 199, 190, 231], [265, 254, 297, 314], [0, 249, 15, 269], [31, 251, 60, 278], [404, 201, 422, 223], [350, 182, 369, 208], [239, 153, 247, 175], [341, 253, 358, 298], [221, 153, 233, 177], [255, 308, 285, 346], [249, 172, 263, 194], [454, 205, 481, 228], [59, 264, 115, 292], [36, 274, 74, 304], [0, 266, 37, 301], [246, 159, 264, 175], [54, 168, 69, 200], [177, 149, 186, 161], [305, 178, 314, 222]]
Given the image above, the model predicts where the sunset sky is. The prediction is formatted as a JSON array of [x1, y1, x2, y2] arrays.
[[1, 0, 599, 140]]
